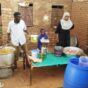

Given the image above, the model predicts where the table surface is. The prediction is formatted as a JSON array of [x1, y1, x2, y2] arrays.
[[32, 52, 75, 67]]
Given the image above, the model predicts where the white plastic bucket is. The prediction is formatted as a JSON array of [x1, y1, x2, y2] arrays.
[[0, 46, 15, 67]]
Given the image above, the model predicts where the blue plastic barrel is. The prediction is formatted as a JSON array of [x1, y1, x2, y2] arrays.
[[63, 58, 88, 88]]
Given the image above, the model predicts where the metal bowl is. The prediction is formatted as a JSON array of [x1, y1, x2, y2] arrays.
[[54, 46, 63, 56], [63, 46, 84, 56]]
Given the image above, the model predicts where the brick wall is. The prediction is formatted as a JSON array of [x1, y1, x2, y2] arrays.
[[1, 0, 88, 50], [0, 0, 73, 49], [0, 0, 18, 44], [26, 0, 73, 49], [71, 2, 88, 48], [27, 0, 88, 50], [0, 0, 88, 47]]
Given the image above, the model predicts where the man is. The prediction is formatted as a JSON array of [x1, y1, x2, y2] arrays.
[[7, 12, 29, 69]]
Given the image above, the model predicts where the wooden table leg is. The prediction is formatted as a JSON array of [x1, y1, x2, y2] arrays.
[[22, 52, 25, 70], [28, 60, 33, 86], [28, 57, 33, 86], [29, 64, 32, 86]]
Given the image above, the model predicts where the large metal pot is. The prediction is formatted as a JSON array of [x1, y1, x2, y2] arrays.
[[0, 46, 15, 67]]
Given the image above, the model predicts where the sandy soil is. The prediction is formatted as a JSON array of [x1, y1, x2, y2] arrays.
[[0, 61, 65, 88]]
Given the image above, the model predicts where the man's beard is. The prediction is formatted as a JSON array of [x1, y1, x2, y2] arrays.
[[14, 20, 20, 23]]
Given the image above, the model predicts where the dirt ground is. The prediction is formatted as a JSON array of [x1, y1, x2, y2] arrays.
[[0, 61, 66, 88]]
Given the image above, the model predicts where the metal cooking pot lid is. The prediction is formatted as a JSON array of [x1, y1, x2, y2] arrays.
[[54, 46, 63, 50]]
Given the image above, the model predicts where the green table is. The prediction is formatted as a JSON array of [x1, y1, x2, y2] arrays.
[[32, 53, 75, 67], [29, 52, 75, 85]]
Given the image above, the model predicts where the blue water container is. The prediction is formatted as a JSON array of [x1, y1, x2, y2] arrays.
[[63, 58, 88, 88]]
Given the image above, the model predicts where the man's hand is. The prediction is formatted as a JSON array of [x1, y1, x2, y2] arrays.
[[24, 30, 29, 35], [7, 38, 11, 43], [7, 33, 11, 43]]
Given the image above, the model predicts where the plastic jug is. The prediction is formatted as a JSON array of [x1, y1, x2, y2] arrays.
[[31, 49, 39, 58], [79, 56, 88, 66]]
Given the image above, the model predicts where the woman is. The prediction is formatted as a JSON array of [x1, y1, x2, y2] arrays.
[[55, 12, 74, 47], [38, 29, 48, 50]]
